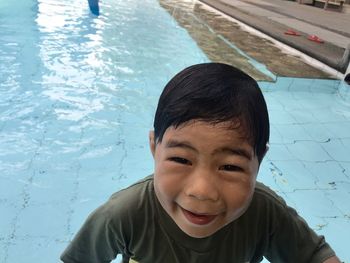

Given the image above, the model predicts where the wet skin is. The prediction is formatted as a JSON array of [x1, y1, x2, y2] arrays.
[[149, 121, 260, 238]]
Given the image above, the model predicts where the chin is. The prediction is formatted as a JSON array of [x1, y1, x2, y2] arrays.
[[179, 222, 222, 238], [184, 227, 219, 238], [187, 231, 215, 238]]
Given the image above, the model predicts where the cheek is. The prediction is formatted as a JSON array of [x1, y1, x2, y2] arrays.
[[223, 180, 255, 216], [154, 155, 190, 182], [154, 166, 184, 201]]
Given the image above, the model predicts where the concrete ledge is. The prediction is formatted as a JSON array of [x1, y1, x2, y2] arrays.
[[199, 0, 349, 73]]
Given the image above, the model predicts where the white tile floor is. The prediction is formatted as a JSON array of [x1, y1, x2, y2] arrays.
[[259, 78, 350, 262]]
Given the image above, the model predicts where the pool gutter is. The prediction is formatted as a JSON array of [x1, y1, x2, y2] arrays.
[[199, 0, 349, 74]]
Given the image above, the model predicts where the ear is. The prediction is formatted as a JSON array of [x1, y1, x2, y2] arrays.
[[149, 130, 156, 158], [264, 143, 270, 157], [260, 143, 270, 163]]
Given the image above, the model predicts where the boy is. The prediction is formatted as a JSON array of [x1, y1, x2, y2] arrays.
[[61, 63, 341, 263]]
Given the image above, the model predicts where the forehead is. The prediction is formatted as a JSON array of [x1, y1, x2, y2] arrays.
[[164, 120, 252, 147]]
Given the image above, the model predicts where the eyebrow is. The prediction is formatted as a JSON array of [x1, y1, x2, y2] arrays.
[[213, 147, 252, 160], [165, 139, 252, 160], [165, 140, 198, 153]]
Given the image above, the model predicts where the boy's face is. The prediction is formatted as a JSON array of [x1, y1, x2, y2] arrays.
[[150, 121, 260, 238]]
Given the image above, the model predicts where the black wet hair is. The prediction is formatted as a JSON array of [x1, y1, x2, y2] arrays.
[[153, 63, 270, 163]]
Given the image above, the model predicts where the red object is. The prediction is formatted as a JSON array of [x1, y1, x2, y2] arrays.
[[308, 35, 324, 43], [284, 29, 300, 36]]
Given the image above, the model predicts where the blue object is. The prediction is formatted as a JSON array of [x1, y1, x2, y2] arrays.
[[88, 0, 99, 15]]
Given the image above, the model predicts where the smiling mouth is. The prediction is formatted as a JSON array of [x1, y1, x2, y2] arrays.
[[181, 207, 217, 225]]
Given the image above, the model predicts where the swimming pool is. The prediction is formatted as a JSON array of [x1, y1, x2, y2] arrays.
[[0, 0, 349, 262]]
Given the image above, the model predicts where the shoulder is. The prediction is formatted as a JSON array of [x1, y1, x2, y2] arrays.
[[254, 182, 285, 202], [61, 176, 156, 262], [245, 181, 295, 229], [252, 181, 288, 210], [100, 175, 154, 218], [85, 175, 155, 230], [77, 175, 156, 249], [109, 175, 154, 204]]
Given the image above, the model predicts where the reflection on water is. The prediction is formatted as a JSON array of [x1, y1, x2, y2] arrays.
[[159, 0, 332, 79], [0, 0, 210, 261], [0, 0, 348, 262]]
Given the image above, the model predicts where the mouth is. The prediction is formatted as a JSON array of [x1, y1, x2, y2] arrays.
[[180, 207, 217, 225]]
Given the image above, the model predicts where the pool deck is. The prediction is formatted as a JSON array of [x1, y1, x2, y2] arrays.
[[199, 0, 350, 74]]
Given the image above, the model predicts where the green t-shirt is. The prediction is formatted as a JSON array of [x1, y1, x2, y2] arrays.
[[61, 176, 335, 263]]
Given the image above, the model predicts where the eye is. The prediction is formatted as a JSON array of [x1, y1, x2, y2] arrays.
[[219, 165, 243, 172], [168, 157, 192, 165]]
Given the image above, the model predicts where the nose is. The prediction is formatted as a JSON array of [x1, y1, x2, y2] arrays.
[[184, 169, 219, 202]]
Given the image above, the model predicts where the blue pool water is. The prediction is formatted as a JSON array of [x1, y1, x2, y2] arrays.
[[0, 0, 349, 262]]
